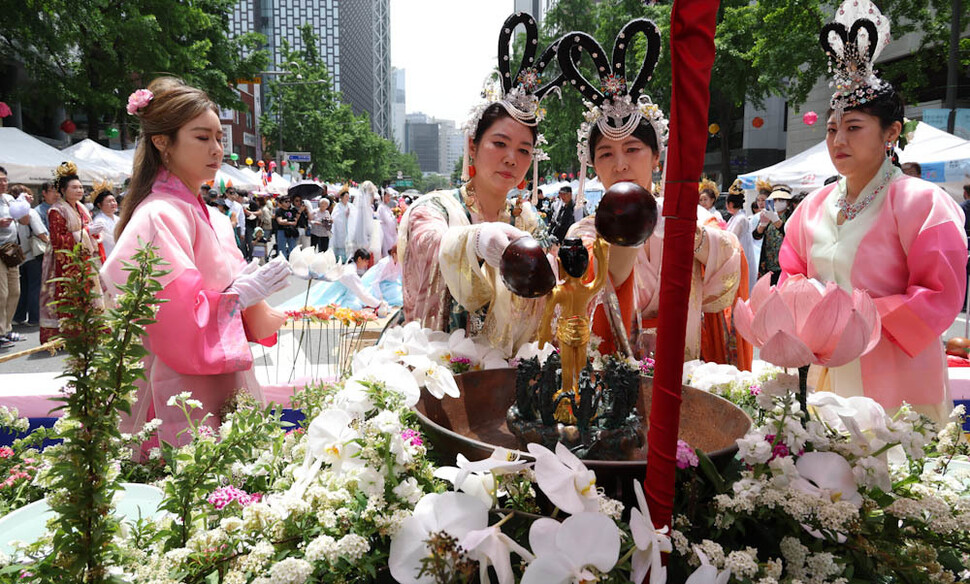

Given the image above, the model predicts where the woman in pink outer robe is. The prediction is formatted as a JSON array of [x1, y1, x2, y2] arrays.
[[779, 90, 966, 424], [102, 78, 288, 445]]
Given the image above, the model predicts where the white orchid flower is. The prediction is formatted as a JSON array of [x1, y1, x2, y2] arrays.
[[388, 492, 489, 584], [685, 548, 731, 584], [434, 465, 497, 507], [346, 361, 421, 408], [512, 341, 556, 366], [305, 408, 362, 475], [429, 329, 479, 367], [630, 480, 671, 584], [521, 513, 621, 584], [791, 451, 863, 507], [433, 449, 530, 506], [479, 347, 511, 370], [527, 442, 601, 515], [351, 345, 400, 376], [454, 448, 530, 490], [401, 354, 460, 399], [461, 526, 535, 584], [380, 321, 433, 359], [809, 392, 893, 448]]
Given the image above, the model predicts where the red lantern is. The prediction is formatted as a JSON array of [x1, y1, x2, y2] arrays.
[[568, 173, 575, 179], [752, 117, 764, 129], [60, 119, 76, 134], [802, 111, 818, 126], [257, 160, 265, 167]]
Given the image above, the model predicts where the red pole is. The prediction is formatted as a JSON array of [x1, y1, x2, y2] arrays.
[[643, 0, 721, 540]]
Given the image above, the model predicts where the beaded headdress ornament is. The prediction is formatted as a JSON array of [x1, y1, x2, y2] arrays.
[[557, 19, 667, 206], [820, 0, 892, 122], [462, 12, 567, 205]]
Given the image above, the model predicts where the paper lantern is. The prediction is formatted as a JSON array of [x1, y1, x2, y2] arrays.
[[568, 173, 575, 179], [257, 160, 265, 167], [708, 123, 720, 135], [803, 111, 818, 126], [752, 117, 764, 128], [299, 169, 305, 175], [105, 127, 120, 138], [245, 157, 254, 166], [230, 153, 239, 161], [0, 102, 11, 118], [60, 119, 76, 134], [269, 161, 277, 169]]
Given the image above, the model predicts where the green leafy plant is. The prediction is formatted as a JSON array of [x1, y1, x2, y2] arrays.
[[15, 241, 166, 584]]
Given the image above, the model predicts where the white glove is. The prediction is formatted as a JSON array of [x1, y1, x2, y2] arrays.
[[88, 223, 105, 236], [227, 256, 292, 308], [474, 223, 531, 268]]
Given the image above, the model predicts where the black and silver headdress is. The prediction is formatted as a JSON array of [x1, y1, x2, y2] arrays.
[[820, 0, 892, 121], [462, 12, 566, 192], [557, 19, 667, 204]]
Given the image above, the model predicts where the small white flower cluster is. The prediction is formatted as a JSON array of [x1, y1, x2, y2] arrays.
[[0, 405, 30, 433], [779, 537, 845, 583], [165, 391, 201, 410]]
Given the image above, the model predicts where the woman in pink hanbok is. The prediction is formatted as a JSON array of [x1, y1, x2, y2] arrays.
[[102, 78, 290, 444], [779, 0, 966, 423], [397, 12, 562, 357]]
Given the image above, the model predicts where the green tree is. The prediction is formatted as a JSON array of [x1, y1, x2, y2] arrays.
[[261, 24, 412, 184], [529, 0, 967, 185], [0, 0, 268, 144]]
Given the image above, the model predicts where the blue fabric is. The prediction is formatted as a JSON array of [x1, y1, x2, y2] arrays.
[[277, 263, 402, 311]]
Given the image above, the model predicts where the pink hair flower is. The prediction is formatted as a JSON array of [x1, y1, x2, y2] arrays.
[[126, 89, 154, 115]]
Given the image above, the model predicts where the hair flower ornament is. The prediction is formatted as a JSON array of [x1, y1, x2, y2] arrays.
[[126, 89, 154, 116]]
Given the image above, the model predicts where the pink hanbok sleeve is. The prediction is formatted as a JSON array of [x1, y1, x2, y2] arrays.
[[103, 201, 252, 376], [148, 269, 252, 374], [778, 192, 817, 281], [870, 192, 967, 358], [401, 204, 450, 327], [698, 222, 742, 312]]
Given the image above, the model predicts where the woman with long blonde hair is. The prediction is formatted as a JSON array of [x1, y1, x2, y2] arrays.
[[102, 77, 290, 444]]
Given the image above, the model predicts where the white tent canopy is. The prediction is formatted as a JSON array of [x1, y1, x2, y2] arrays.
[[214, 164, 262, 192], [0, 128, 121, 185], [61, 139, 133, 183], [739, 122, 970, 199]]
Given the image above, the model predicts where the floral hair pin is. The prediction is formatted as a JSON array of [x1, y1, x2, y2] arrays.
[[126, 89, 154, 116]]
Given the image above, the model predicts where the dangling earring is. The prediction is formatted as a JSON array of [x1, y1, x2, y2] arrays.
[[468, 165, 476, 178], [885, 141, 893, 158], [518, 179, 527, 190]]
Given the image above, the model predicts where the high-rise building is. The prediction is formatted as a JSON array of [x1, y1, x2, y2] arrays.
[[406, 113, 440, 174], [340, 0, 391, 139], [391, 67, 406, 149], [513, 0, 553, 23], [229, 0, 391, 139]]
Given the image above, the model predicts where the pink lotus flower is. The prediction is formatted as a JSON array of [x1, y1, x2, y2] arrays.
[[733, 274, 880, 368], [126, 89, 153, 115]]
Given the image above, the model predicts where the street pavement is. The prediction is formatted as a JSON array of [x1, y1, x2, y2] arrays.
[[0, 275, 309, 376]]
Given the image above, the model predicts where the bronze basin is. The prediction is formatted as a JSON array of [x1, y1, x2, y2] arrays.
[[414, 368, 751, 501]]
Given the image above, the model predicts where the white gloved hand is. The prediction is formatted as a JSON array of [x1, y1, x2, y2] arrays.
[[474, 223, 530, 268], [71, 230, 82, 242], [227, 256, 292, 308], [87, 223, 105, 236]]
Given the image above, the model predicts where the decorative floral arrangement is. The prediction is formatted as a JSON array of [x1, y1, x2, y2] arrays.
[[1, 284, 969, 584], [283, 305, 378, 327]]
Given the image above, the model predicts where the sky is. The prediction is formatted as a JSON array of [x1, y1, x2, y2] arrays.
[[390, 1, 517, 124]]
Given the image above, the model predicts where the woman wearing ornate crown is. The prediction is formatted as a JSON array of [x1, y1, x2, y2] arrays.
[[397, 13, 562, 356], [38, 162, 107, 344], [555, 21, 749, 368], [102, 77, 290, 444], [780, 0, 965, 424]]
